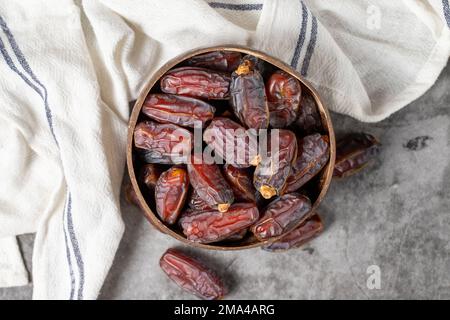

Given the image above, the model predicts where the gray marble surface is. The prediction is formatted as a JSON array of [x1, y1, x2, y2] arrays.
[[1, 60, 449, 300]]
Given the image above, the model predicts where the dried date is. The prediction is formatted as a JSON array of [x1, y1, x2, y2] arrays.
[[140, 164, 162, 191], [294, 93, 322, 135], [255, 190, 272, 210], [203, 118, 259, 168], [222, 164, 256, 202], [160, 67, 231, 100], [266, 70, 301, 128], [155, 166, 190, 225], [187, 156, 234, 212], [188, 189, 212, 211], [186, 51, 241, 72], [230, 57, 269, 129], [134, 121, 193, 164], [284, 134, 329, 193], [251, 193, 312, 241], [261, 213, 323, 252], [334, 132, 381, 178], [240, 54, 265, 74], [224, 228, 248, 242], [160, 248, 226, 300], [142, 94, 215, 128], [254, 130, 297, 199], [180, 203, 259, 243], [217, 109, 234, 118], [125, 183, 142, 208]]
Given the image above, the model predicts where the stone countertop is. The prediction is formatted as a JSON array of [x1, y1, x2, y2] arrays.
[[2, 61, 449, 300]]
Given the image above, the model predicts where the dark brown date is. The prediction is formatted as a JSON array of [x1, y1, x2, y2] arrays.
[[155, 166, 189, 225], [142, 94, 215, 128], [203, 118, 259, 168], [186, 51, 241, 72], [134, 121, 193, 164], [284, 134, 329, 193], [334, 133, 381, 178], [222, 164, 256, 202], [160, 67, 231, 100], [254, 130, 297, 199], [266, 70, 301, 128], [217, 109, 234, 118], [255, 190, 272, 210], [125, 183, 142, 208], [188, 189, 212, 211], [187, 156, 234, 212], [180, 203, 259, 243], [241, 54, 265, 74], [224, 228, 248, 242], [230, 58, 269, 129], [261, 213, 323, 252], [139, 164, 162, 191], [159, 248, 226, 300], [295, 93, 322, 135], [251, 193, 312, 241]]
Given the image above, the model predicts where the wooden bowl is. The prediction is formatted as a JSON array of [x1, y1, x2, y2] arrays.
[[127, 45, 336, 250]]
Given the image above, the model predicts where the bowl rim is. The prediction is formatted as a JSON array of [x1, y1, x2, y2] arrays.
[[127, 45, 336, 250]]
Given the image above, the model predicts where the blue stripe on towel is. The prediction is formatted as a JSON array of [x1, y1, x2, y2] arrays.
[[290, 1, 308, 69], [0, 39, 45, 103], [0, 17, 59, 147], [63, 197, 76, 300], [208, 2, 263, 11], [0, 15, 84, 300], [443, 0, 450, 27], [66, 193, 85, 300], [301, 15, 318, 76]]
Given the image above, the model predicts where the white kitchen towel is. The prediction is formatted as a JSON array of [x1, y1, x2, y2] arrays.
[[0, 237, 28, 288], [0, 0, 448, 299]]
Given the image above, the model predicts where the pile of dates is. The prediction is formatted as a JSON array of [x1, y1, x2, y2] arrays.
[[128, 50, 381, 300]]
